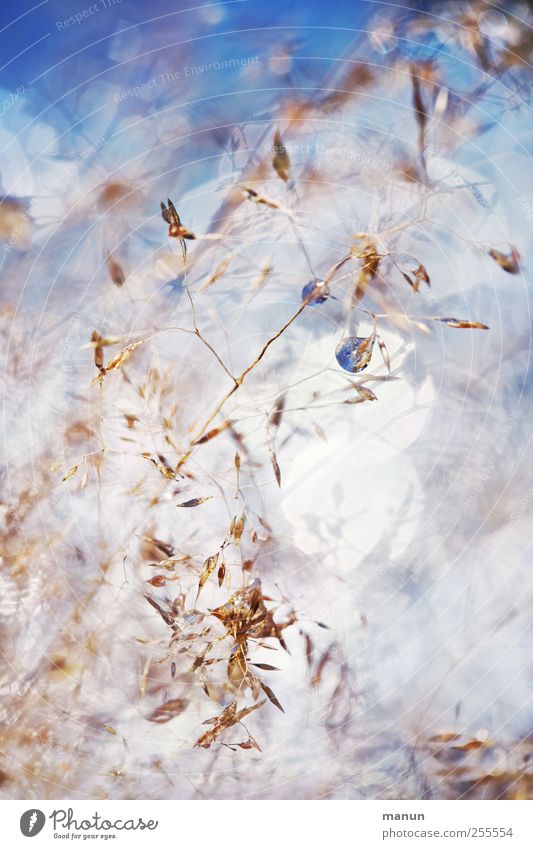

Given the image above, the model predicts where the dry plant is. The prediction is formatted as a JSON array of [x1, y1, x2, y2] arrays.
[[0, 0, 532, 799]]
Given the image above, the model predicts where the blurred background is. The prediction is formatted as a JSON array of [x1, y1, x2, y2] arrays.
[[1, 0, 533, 800]]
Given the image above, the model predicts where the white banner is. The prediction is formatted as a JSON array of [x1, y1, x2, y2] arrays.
[[3, 800, 533, 848]]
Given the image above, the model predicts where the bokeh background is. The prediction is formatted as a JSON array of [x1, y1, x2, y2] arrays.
[[1, 0, 533, 799]]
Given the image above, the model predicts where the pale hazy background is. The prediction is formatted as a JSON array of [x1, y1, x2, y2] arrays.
[[1, 0, 533, 799]]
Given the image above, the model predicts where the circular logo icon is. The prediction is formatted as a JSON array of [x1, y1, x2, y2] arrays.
[[20, 810, 46, 837]]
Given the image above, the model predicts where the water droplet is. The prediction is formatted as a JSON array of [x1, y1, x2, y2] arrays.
[[335, 334, 375, 373], [301, 280, 328, 305]]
